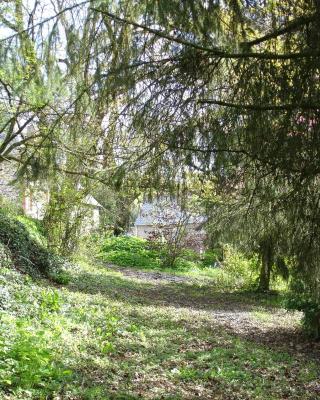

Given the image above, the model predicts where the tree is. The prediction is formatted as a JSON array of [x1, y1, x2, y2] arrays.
[[1, 0, 320, 335], [90, 0, 319, 334], [146, 196, 204, 268], [204, 176, 290, 291]]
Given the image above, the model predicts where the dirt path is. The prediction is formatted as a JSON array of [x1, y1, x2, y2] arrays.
[[65, 262, 320, 399], [106, 264, 194, 283], [107, 264, 320, 364]]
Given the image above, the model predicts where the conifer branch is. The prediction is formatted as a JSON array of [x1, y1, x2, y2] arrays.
[[92, 8, 320, 60], [241, 14, 318, 48], [198, 99, 320, 111], [0, 0, 91, 43]]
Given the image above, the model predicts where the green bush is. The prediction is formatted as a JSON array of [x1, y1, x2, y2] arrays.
[[221, 245, 259, 289], [0, 209, 69, 282], [0, 195, 24, 217], [101, 236, 159, 268], [174, 257, 199, 271], [0, 242, 13, 269], [49, 269, 72, 284], [0, 209, 47, 274], [101, 250, 160, 269], [102, 235, 148, 253], [100, 236, 160, 269], [180, 248, 201, 263], [100, 235, 205, 270], [285, 276, 320, 339], [202, 249, 221, 267], [100, 236, 219, 271], [16, 215, 47, 247], [100, 237, 265, 287]]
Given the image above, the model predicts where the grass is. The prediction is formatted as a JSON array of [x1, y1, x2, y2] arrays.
[[0, 260, 319, 399], [98, 236, 282, 292]]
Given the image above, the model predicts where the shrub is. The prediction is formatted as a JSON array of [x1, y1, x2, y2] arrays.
[[222, 245, 259, 289], [102, 235, 148, 253], [201, 249, 222, 267], [285, 276, 320, 339], [174, 257, 199, 271], [100, 236, 215, 271], [0, 242, 13, 269], [49, 269, 71, 285], [100, 236, 160, 269], [0, 209, 46, 274], [16, 215, 47, 247], [180, 248, 201, 262], [0, 195, 24, 217], [102, 250, 159, 269], [0, 209, 69, 282]]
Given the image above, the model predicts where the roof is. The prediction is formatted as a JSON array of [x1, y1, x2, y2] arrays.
[[83, 195, 103, 208], [134, 200, 205, 227]]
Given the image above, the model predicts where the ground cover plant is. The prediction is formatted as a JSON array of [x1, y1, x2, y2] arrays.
[[0, 206, 70, 282], [0, 259, 319, 399], [100, 236, 161, 269]]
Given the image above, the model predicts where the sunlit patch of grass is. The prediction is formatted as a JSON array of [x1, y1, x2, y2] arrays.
[[0, 261, 318, 399], [253, 309, 275, 322]]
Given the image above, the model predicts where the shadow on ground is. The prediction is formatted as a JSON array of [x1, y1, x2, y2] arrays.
[[66, 265, 320, 364]]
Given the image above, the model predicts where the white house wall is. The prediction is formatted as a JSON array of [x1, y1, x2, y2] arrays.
[[0, 161, 20, 204]]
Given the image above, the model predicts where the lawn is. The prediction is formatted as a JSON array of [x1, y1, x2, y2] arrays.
[[0, 261, 319, 399]]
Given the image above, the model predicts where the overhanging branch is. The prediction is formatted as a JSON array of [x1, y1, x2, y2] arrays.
[[241, 13, 318, 48], [198, 99, 320, 111], [92, 8, 320, 61], [0, 0, 91, 43]]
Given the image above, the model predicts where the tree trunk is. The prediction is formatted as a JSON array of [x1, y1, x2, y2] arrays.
[[315, 316, 320, 340], [258, 238, 273, 291], [311, 312, 320, 340]]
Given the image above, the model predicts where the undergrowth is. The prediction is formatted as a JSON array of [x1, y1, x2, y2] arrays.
[[99, 236, 160, 269], [0, 206, 70, 283], [0, 260, 318, 400], [98, 236, 285, 292]]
